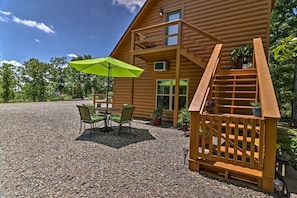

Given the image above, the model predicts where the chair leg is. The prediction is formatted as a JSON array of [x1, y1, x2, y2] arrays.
[[79, 121, 82, 134], [118, 123, 122, 135], [129, 121, 131, 134]]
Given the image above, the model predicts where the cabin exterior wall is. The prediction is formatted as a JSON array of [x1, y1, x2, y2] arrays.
[[111, 0, 272, 120]]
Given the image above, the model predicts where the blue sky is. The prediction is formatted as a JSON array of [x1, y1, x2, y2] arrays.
[[0, 0, 146, 66]]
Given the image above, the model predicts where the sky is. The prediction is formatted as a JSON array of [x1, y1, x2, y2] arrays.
[[0, 0, 146, 66]]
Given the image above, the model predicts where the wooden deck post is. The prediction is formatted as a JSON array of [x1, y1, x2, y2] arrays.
[[173, 48, 181, 128], [261, 118, 278, 191], [189, 113, 200, 171]]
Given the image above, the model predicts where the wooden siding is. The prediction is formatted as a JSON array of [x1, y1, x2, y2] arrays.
[[111, 0, 272, 120]]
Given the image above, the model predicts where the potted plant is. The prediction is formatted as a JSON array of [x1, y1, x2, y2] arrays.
[[205, 100, 215, 113], [230, 45, 253, 69], [250, 101, 261, 117], [151, 107, 163, 125], [178, 107, 191, 131]]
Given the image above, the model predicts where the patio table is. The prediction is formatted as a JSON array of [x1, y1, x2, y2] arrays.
[[95, 107, 121, 132]]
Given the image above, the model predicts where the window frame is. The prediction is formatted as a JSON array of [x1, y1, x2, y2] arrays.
[[155, 79, 188, 111], [165, 9, 182, 46]]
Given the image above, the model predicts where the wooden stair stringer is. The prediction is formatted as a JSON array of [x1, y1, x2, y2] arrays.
[[180, 48, 206, 68]]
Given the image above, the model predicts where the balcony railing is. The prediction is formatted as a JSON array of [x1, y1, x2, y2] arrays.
[[131, 19, 223, 59]]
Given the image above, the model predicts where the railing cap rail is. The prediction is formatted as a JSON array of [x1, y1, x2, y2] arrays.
[[253, 38, 280, 119]]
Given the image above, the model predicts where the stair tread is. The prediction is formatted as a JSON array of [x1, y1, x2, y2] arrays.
[[213, 91, 256, 94], [213, 84, 256, 87], [212, 97, 256, 101], [197, 159, 262, 177], [216, 104, 253, 109]]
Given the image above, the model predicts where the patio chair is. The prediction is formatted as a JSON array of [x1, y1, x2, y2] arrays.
[[110, 104, 135, 135], [77, 105, 104, 136], [83, 104, 104, 117]]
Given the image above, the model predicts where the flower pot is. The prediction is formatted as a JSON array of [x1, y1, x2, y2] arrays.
[[252, 107, 261, 117], [153, 118, 161, 125], [183, 122, 190, 131], [206, 106, 214, 113], [236, 57, 244, 69]]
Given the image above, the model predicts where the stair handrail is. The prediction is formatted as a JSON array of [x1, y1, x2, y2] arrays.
[[189, 43, 223, 112], [253, 38, 280, 119]]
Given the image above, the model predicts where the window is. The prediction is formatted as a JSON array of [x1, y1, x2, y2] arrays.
[[166, 10, 181, 46], [156, 79, 188, 110]]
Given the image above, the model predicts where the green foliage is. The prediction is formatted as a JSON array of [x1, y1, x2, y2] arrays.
[[178, 107, 190, 124], [19, 58, 53, 102], [277, 125, 297, 169], [151, 107, 163, 119], [230, 45, 253, 63], [250, 101, 261, 108], [0, 63, 16, 103], [270, 0, 297, 123], [270, 0, 297, 44], [0, 54, 112, 103]]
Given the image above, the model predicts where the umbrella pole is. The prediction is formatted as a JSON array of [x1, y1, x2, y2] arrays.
[[106, 63, 111, 111]]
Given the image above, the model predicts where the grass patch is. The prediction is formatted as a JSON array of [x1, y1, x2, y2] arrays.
[[277, 125, 297, 169]]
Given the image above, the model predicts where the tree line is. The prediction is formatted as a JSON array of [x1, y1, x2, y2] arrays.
[[0, 55, 111, 103]]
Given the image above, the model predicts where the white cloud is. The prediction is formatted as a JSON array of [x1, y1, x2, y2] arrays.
[[0, 10, 12, 16], [0, 10, 11, 22], [35, 39, 40, 43], [0, 16, 9, 22], [12, 16, 55, 34], [112, 0, 146, 13], [0, 60, 23, 67], [67, 53, 78, 58]]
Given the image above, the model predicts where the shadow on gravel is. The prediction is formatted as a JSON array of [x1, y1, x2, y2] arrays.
[[76, 126, 156, 149]]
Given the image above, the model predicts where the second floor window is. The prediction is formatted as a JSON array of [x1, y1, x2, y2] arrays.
[[166, 10, 181, 46]]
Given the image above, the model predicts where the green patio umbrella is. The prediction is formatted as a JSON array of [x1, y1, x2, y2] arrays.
[[69, 57, 144, 108]]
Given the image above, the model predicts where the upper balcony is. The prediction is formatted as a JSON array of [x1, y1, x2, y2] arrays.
[[131, 19, 223, 64]]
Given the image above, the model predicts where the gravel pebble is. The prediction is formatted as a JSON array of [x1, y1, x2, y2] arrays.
[[0, 101, 275, 197]]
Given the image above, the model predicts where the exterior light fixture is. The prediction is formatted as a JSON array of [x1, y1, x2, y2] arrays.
[[159, 8, 164, 16], [273, 178, 284, 197]]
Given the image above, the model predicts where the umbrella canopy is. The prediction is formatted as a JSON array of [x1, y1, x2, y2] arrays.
[[69, 57, 144, 108], [68, 57, 144, 78], [159, 80, 188, 87]]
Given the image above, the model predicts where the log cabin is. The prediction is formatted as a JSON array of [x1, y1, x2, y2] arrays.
[[110, 0, 280, 192]]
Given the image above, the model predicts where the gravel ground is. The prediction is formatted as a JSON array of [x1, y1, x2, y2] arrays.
[[0, 101, 275, 197]]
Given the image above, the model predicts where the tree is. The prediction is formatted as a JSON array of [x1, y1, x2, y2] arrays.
[[270, 0, 297, 44], [0, 63, 16, 102], [20, 58, 53, 102], [50, 57, 68, 95], [271, 36, 297, 124], [270, 0, 297, 123]]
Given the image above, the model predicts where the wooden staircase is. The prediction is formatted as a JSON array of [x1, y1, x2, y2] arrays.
[[195, 68, 265, 188], [212, 68, 258, 115], [189, 38, 280, 192]]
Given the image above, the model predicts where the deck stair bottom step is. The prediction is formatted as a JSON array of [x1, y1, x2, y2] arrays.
[[194, 159, 263, 188]]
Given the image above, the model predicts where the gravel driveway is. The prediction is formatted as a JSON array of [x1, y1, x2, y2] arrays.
[[0, 101, 274, 197]]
